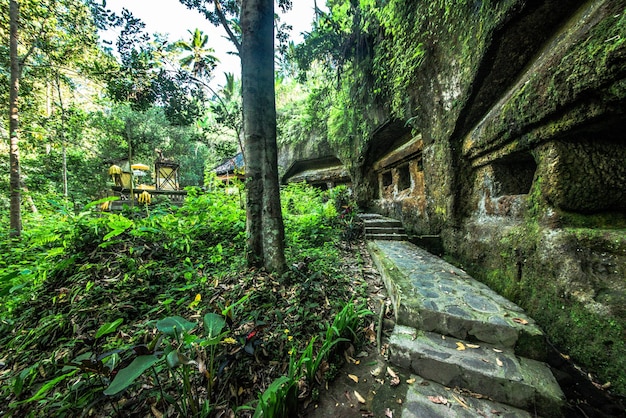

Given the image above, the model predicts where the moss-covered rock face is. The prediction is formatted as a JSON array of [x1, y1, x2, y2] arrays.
[[537, 139, 626, 213], [280, 0, 626, 396], [454, 223, 626, 396], [359, 0, 626, 396]]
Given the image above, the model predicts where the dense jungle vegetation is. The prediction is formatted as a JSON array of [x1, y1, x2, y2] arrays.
[[0, 0, 388, 415], [2, 0, 624, 416], [0, 183, 373, 416]]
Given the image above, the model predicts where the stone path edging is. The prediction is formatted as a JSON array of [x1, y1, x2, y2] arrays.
[[364, 230, 566, 417]]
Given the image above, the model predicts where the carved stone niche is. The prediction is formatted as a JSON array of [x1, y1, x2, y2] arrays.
[[475, 152, 537, 219], [537, 138, 626, 214], [373, 136, 425, 202]]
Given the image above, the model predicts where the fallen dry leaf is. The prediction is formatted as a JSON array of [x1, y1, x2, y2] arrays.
[[387, 366, 400, 386], [428, 395, 448, 405], [348, 374, 359, 383], [150, 405, 163, 418], [496, 358, 503, 367], [365, 323, 376, 343], [371, 366, 383, 377], [456, 342, 466, 351], [354, 390, 366, 404], [493, 348, 503, 353], [385, 408, 393, 417], [512, 318, 529, 325], [466, 343, 480, 349], [406, 378, 416, 384]]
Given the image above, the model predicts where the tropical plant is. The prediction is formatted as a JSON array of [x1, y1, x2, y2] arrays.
[[176, 28, 219, 78], [254, 300, 372, 417], [102, 299, 246, 417]]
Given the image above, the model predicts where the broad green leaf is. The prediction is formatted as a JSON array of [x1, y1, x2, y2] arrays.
[[104, 355, 160, 396], [156, 316, 196, 338], [95, 318, 124, 339], [166, 350, 180, 368], [203, 313, 226, 339], [13, 366, 36, 397], [84, 196, 119, 210]]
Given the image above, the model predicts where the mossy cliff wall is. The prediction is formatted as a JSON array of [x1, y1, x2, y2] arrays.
[[354, 0, 626, 395]]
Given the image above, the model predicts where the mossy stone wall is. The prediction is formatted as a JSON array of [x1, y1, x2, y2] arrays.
[[362, 0, 626, 395]]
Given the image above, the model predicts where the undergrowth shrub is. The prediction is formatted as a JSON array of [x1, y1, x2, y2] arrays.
[[0, 183, 366, 417]]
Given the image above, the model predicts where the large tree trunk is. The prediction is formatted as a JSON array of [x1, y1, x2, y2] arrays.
[[241, 0, 286, 274], [9, 0, 22, 237]]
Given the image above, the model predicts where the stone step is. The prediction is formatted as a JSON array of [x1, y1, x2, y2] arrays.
[[390, 326, 565, 417], [367, 240, 547, 360], [399, 374, 535, 418], [363, 219, 403, 228], [357, 213, 384, 220], [359, 213, 408, 241], [365, 233, 409, 241], [365, 226, 405, 235]]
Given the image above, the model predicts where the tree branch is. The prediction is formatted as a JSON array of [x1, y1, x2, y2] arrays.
[[213, 0, 241, 55]]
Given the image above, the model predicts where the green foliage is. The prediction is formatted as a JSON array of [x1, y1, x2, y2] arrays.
[[174, 28, 218, 78], [94, 318, 124, 339], [0, 183, 370, 415], [103, 355, 160, 396], [253, 375, 297, 418], [282, 182, 339, 252], [254, 301, 372, 417]]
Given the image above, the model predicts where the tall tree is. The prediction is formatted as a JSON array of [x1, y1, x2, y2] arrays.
[[9, 0, 22, 237], [181, 0, 291, 273], [5, 0, 101, 235], [241, 0, 286, 272]]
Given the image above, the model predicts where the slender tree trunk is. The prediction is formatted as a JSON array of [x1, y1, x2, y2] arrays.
[[62, 143, 68, 197], [241, 0, 286, 273], [9, 0, 22, 237], [55, 76, 68, 197], [126, 120, 135, 207]]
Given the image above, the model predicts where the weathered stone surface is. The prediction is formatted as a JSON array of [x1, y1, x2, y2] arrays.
[[368, 240, 546, 359], [537, 139, 626, 212], [390, 326, 565, 417], [400, 375, 534, 418], [278, 0, 626, 395]]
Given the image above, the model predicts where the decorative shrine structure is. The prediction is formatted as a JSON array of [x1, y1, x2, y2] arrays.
[[103, 157, 187, 210]]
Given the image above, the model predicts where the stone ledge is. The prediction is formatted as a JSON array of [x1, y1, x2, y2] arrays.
[[367, 240, 546, 359]]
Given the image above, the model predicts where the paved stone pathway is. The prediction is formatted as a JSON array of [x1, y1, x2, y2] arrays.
[[363, 216, 565, 417]]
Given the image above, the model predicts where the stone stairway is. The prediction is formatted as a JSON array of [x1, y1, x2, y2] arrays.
[[367, 239, 566, 417], [359, 213, 409, 241]]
